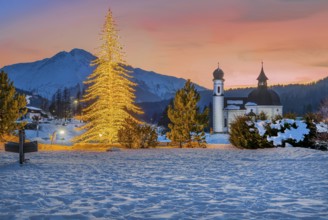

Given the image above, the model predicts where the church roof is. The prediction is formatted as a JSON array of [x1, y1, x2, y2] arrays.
[[247, 88, 281, 105], [249, 63, 281, 105], [217, 62, 282, 108], [224, 97, 247, 110]]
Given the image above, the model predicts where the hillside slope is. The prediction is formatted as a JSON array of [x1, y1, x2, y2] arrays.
[[1, 49, 207, 102]]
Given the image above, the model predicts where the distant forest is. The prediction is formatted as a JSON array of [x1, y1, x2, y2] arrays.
[[17, 76, 328, 123], [141, 77, 328, 124], [226, 77, 328, 115]]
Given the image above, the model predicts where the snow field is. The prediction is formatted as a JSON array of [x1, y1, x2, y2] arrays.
[[1, 148, 327, 219], [26, 120, 231, 145], [25, 119, 85, 146]]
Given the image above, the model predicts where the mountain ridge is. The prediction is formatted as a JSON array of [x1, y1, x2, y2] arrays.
[[1, 48, 207, 102], [1, 48, 327, 120]]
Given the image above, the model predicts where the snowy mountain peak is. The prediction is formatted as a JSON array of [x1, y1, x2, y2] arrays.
[[69, 48, 96, 60], [49, 49, 96, 63], [2, 49, 95, 99], [1, 48, 209, 102], [52, 51, 69, 59]]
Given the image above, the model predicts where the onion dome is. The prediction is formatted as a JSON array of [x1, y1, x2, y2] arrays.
[[213, 62, 224, 80]]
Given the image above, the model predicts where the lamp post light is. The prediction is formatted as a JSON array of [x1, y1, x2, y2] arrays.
[[247, 109, 257, 122], [59, 129, 65, 145]]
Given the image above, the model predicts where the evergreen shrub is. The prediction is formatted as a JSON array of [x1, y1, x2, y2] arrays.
[[229, 116, 272, 149], [118, 118, 158, 148]]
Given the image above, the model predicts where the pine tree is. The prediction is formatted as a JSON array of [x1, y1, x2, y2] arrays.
[[49, 94, 56, 117], [74, 9, 142, 143], [193, 106, 209, 147], [167, 80, 208, 147], [319, 98, 328, 122], [158, 100, 173, 134], [0, 70, 27, 139], [55, 89, 63, 118], [63, 87, 71, 121], [75, 84, 82, 116]]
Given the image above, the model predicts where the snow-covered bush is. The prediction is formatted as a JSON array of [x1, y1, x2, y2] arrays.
[[313, 122, 328, 150], [229, 116, 273, 149], [302, 113, 319, 147], [230, 115, 319, 149], [282, 112, 297, 120], [264, 119, 311, 147]]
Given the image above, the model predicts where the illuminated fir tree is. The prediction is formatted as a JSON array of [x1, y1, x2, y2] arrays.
[[74, 9, 142, 143]]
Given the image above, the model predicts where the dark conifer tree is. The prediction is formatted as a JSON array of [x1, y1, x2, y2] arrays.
[[193, 106, 209, 146], [49, 94, 56, 117], [167, 80, 208, 147], [56, 89, 63, 118], [40, 98, 49, 113], [318, 98, 328, 122], [157, 100, 173, 133], [75, 84, 82, 116], [0, 70, 27, 139], [63, 87, 71, 121]]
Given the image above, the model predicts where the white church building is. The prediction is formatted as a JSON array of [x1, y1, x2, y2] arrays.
[[213, 63, 283, 133]]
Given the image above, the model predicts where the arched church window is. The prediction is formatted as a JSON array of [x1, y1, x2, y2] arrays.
[[217, 86, 220, 94]]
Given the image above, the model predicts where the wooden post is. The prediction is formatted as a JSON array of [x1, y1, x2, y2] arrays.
[[19, 129, 26, 164]]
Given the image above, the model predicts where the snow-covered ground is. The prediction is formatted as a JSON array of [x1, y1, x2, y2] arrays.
[[157, 133, 230, 144], [25, 119, 85, 145], [1, 148, 327, 219], [26, 120, 231, 145], [25, 119, 327, 146], [206, 133, 230, 144]]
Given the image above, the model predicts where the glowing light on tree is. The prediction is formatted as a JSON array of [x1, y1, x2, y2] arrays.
[[74, 9, 142, 144]]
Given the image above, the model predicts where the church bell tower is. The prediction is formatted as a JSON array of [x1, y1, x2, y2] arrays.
[[213, 63, 225, 133]]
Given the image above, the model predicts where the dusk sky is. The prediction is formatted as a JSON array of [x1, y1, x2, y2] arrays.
[[1, 0, 328, 89]]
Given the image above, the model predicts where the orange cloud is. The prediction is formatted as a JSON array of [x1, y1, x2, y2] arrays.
[[0, 0, 327, 89]]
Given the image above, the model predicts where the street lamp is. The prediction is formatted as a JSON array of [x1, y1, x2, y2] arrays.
[[247, 109, 257, 122]]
